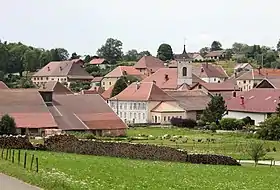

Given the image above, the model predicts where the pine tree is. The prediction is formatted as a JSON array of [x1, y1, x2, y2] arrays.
[[202, 95, 227, 123]]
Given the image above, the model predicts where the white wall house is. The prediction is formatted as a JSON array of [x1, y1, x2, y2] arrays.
[[109, 101, 148, 124], [200, 77, 226, 83], [224, 111, 268, 126]]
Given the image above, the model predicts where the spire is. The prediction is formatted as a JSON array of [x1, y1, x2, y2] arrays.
[[182, 38, 187, 54]]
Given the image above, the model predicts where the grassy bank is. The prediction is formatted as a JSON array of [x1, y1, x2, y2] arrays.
[[0, 150, 280, 190]]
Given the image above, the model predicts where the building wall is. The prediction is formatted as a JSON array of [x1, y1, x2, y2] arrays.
[[32, 76, 68, 87], [224, 111, 267, 126], [193, 55, 204, 61], [102, 77, 118, 90], [186, 111, 197, 120], [109, 100, 149, 124], [200, 77, 226, 83], [177, 60, 192, 86], [151, 112, 186, 124], [236, 79, 260, 91], [102, 129, 127, 137]]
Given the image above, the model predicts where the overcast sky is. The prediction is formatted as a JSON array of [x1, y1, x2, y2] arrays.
[[0, 0, 279, 55]]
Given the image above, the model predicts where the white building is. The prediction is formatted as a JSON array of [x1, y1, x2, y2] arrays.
[[224, 88, 280, 125]]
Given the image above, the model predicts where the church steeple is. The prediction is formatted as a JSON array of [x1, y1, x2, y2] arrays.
[[182, 44, 187, 54]]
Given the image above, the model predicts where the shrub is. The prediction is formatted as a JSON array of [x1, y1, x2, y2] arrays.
[[273, 147, 277, 152], [220, 118, 244, 130], [257, 116, 280, 140], [266, 147, 271, 152], [246, 141, 266, 167], [84, 134, 96, 140], [170, 118, 197, 128], [242, 116, 254, 125], [0, 114, 17, 135]]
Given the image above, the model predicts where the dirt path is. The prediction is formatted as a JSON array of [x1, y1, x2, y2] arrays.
[[0, 173, 40, 190]]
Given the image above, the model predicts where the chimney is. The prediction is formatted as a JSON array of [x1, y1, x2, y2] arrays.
[[232, 91, 237, 98], [47, 66, 50, 71], [234, 72, 237, 78], [164, 74, 169, 81], [136, 82, 140, 90], [200, 67, 204, 72], [257, 66, 261, 74], [59, 66, 63, 71], [240, 96, 245, 105], [153, 80, 156, 84]]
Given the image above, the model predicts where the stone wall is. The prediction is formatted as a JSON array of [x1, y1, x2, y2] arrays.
[[0, 135, 33, 149], [44, 134, 240, 166]]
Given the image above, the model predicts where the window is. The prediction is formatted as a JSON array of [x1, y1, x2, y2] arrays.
[[120, 103, 123, 109], [180, 116, 182, 119], [52, 78, 54, 80], [46, 77, 49, 80], [111, 102, 115, 109], [109, 82, 112, 85], [103, 82, 105, 85], [120, 112, 122, 118], [164, 116, 166, 121], [130, 112, 132, 118], [138, 113, 141, 120], [124, 112, 126, 119], [138, 103, 141, 110], [133, 103, 137, 109], [168, 116, 170, 121], [182, 67, 187, 76], [134, 113, 136, 118], [214, 78, 216, 81], [243, 80, 246, 84], [124, 103, 127, 110], [142, 113, 145, 119], [130, 103, 132, 110]]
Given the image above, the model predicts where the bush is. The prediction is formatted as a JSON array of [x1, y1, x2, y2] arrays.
[[0, 114, 17, 135], [257, 116, 280, 140], [242, 116, 254, 125], [170, 118, 197, 128], [273, 147, 277, 152], [220, 118, 244, 130], [246, 141, 266, 167]]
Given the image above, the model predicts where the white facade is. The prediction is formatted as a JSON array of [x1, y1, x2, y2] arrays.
[[109, 100, 149, 124], [201, 77, 226, 83], [177, 60, 192, 86], [32, 76, 68, 87], [224, 111, 268, 126]]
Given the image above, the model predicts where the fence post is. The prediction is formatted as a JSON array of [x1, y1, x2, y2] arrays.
[[1, 148, 4, 159], [18, 150, 21, 165], [35, 157, 39, 172], [30, 155, 34, 170], [12, 150, 15, 163], [5, 149, 8, 160], [23, 152, 27, 169], [270, 159, 273, 168]]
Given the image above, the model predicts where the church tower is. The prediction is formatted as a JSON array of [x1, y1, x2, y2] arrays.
[[177, 43, 192, 86]]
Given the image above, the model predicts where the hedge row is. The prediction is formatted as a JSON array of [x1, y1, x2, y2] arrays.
[[186, 154, 240, 166]]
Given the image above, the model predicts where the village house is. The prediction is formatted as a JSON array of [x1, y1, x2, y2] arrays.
[[0, 89, 58, 136], [89, 58, 109, 69], [188, 53, 204, 62], [190, 82, 240, 100], [236, 68, 280, 91], [225, 88, 280, 125], [164, 90, 211, 121], [91, 77, 103, 87], [108, 82, 181, 124], [192, 63, 228, 83], [32, 59, 93, 87], [255, 78, 280, 89], [234, 63, 253, 72], [204, 50, 226, 60], [134, 56, 165, 76], [101, 66, 145, 90]]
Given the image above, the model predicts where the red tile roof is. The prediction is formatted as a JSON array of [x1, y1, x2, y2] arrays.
[[104, 66, 145, 79], [101, 85, 114, 100], [82, 86, 104, 95], [0, 81, 8, 89], [134, 56, 165, 73], [192, 63, 228, 78], [89, 58, 106, 65], [92, 77, 103, 82], [237, 68, 280, 80], [39, 81, 73, 95], [33, 60, 93, 79], [110, 82, 174, 101], [194, 82, 238, 91], [226, 88, 280, 113], [141, 68, 204, 90], [0, 89, 57, 129], [50, 94, 127, 130]]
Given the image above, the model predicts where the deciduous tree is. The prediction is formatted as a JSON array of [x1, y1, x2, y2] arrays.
[[157, 43, 173, 61], [97, 38, 123, 64], [0, 114, 16, 135], [210, 41, 223, 51]]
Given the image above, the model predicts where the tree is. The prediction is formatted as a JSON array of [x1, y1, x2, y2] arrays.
[[199, 47, 210, 57], [232, 42, 249, 54], [0, 71, 4, 81], [124, 49, 138, 61], [111, 77, 128, 98], [201, 95, 227, 123], [97, 38, 123, 64], [70, 52, 80, 60], [84, 55, 92, 63], [0, 43, 9, 73], [111, 75, 139, 97], [157, 43, 173, 61], [225, 49, 233, 60], [246, 141, 266, 167], [210, 41, 222, 51], [8, 45, 29, 76], [138, 51, 151, 58], [23, 49, 40, 72], [257, 116, 280, 140], [276, 103, 280, 116], [277, 39, 280, 52], [0, 114, 16, 135], [50, 48, 69, 61]]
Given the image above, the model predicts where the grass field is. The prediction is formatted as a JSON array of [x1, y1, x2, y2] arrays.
[[125, 127, 280, 160], [0, 150, 280, 190]]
